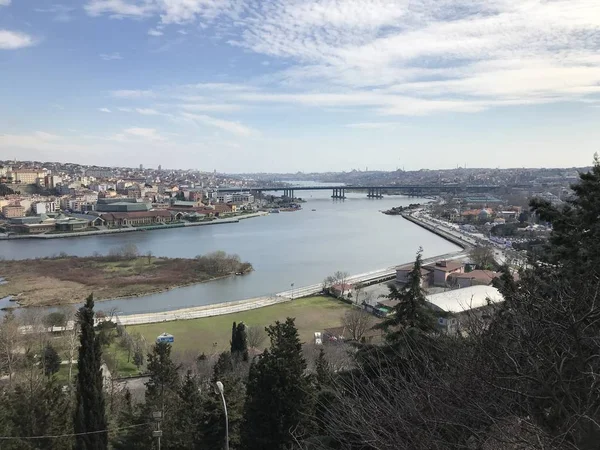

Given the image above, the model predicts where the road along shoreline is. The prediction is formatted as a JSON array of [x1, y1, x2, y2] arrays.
[[400, 212, 472, 250], [107, 249, 466, 326]]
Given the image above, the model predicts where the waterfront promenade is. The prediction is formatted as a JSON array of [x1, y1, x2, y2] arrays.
[[0, 211, 268, 240], [107, 248, 466, 326]]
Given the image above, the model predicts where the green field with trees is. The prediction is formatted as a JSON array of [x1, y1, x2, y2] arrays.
[[127, 296, 351, 354]]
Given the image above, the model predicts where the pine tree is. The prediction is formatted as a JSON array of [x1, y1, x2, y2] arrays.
[[73, 293, 108, 450], [532, 154, 600, 272], [111, 390, 148, 450], [200, 375, 245, 449], [375, 249, 436, 340], [240, 318, 312, 450], [170, 371, 203, 449], [213, 351, 235, 380], [42, 343, 61, 377], [9, 377, 73, 450], [145, 341, 180, 449]]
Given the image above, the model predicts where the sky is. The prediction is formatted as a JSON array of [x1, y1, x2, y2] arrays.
[[1, 0, 600, 172]]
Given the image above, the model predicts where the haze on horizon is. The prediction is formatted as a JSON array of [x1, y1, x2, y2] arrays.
[[1, 0, 600, 172]]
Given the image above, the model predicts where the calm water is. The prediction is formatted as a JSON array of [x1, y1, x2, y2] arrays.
[[0, 190, 460, 315]]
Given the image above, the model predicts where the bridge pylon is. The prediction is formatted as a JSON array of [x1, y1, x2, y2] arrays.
[[331, 188, 346, 199], [367, 187, 384, 198]]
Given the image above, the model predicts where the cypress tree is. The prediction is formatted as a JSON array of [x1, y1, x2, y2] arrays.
[[73, 293, 108, 450], [230, 321, 249, 362], [240, 318, 312, 450]]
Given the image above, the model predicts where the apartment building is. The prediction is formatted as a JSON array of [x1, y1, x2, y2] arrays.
[[2, 204, 25, 218], [9, 169, 45, 185]]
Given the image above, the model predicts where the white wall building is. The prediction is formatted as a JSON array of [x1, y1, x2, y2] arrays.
[[426, 286, 504, 335], [34, 201, 57, 215], [231, 192, 254, 204], [215, 193, 233, 203]]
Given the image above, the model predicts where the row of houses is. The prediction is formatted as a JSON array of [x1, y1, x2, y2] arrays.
[[396, 259, 499, 288]]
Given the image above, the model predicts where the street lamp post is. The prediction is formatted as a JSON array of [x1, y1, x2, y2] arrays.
[[215, 381, 229, 450]]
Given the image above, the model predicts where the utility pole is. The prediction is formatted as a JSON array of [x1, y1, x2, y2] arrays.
[[291, 283, 295, 300], [153, 411, 163, 450]]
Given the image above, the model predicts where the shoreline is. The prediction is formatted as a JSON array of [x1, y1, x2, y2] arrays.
[[400, 212, 471, 250], [1, 199, 468, 323], [0, 254, 253, 310], [0, 211, 268, 240], [110, 248, 467, 326], [2, 272, 246, 310]]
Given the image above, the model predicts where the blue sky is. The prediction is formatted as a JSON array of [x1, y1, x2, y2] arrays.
[[1, 0, 600, 172]]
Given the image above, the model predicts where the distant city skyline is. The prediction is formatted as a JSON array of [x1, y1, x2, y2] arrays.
[[1, 0, 600, 172]]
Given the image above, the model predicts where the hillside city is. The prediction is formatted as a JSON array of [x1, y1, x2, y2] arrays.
[[0, 159, 580, 238]]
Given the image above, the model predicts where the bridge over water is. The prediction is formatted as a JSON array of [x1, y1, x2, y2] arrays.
[[218, 184, 528, 199]]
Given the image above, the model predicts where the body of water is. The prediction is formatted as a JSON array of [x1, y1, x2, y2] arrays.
[[0, 189, 460, 315]]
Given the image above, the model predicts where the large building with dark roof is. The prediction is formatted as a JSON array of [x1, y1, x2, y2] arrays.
[[95, 198, 151, 213]]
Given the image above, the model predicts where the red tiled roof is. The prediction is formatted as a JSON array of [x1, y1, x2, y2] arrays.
[[424, 261, 464, 272], [451, 270, 498, 283], [213, 204, 233, 213]]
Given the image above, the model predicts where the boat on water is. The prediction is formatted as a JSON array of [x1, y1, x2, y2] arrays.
[[281, 207, 302, 212], [270, 209, 280, 213], [311, 209, 316, 211]]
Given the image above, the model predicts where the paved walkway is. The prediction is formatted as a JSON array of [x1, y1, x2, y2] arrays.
[[109, 247, 466, 326]]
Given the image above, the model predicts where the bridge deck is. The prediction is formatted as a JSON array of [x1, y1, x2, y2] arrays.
[[217, 184, 518, 192]]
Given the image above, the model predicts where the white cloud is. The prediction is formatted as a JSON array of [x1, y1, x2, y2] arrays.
[[177, 29, 188, 35], [85, 0, 156, 18], [179, 103, 242, 112], [99, 107, 112, 113], [0, 131, 85, 153], [117, 107, 133, 112], [148, 28, 164, 36], [84, 0, 600, 116], [0, 30, 36, 50], [34, 131, 61, 140], [122, 127, 165, 140], [84, 0, 239, 23], [0, 0, 11, 6], [135, 107, 160, 115], [100, 52, 123, 60], [111, 89, 154, 98], [345, 122, 397, 129], [181, 112, 258, 136], [34, 5, 75, 22]]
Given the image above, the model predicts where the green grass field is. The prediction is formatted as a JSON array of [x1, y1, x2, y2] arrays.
[[127, 296, 351, 354]]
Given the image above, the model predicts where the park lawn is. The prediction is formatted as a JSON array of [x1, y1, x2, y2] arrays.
[[127, 296, 351, 354], [103, 342, 141, 378], [55, 363, 77, 384]]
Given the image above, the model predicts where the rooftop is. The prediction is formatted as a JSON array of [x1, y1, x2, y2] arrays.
[[424, 260, 464, 272], [426, 286, 503, 314], [450, 270, 499, 284]]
